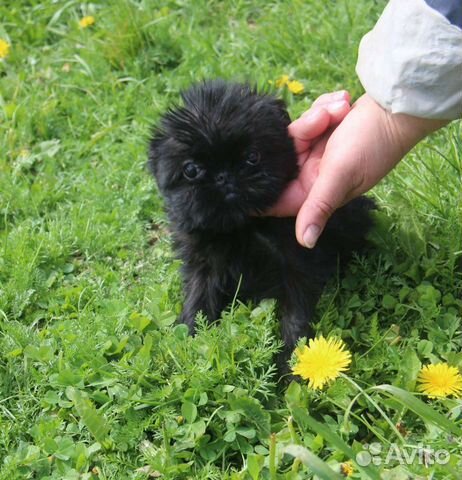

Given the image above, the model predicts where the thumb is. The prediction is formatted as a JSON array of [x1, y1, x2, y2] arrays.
[[295, 169, 350, 247]]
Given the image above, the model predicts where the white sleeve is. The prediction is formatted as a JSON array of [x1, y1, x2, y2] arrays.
[[356, 0, 462, 120]]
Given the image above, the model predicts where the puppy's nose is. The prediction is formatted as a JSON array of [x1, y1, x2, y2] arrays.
[[215, 172, 229, 185], [225, 192, 239, 202], [215, 171, 236, 187]]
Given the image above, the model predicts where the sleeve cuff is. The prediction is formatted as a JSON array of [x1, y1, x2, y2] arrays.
[[356, 0, 462, 120]]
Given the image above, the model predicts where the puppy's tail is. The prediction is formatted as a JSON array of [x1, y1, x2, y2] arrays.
[[321, 196, 376, 256]]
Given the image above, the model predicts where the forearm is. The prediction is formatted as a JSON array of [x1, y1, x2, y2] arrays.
[[356, 0, 462, 121]]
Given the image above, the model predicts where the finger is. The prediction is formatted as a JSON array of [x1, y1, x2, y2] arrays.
[[310, 90, 351, 109], [322, 100, 351, 124], [306, 99, 350, 123], [290, 97, 351, 156], [295, 169, 351, 247], [302, 91, 351, 125], [267, 133, 331, 218], [302, 91, 351, 122], [308, 129, 331, 162], [288, 107, 330, 156]]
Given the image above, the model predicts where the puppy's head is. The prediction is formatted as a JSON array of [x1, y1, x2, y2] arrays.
[[149, 80, 298, 232]]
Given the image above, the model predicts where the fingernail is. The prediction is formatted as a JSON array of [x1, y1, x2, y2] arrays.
[[303, 224, 321, 248], [328, 100, 348, 112], [331, 90, 348, 100]]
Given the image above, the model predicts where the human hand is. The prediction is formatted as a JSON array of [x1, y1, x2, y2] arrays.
[[266, 90, 352, 216], [270, 93, 448, 247]]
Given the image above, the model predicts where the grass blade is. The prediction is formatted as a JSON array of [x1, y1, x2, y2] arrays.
[[283, 444, 344, 480], [292, 407, 382, 480], [66, 387, 110, 444], [374, 385, 461, 436]]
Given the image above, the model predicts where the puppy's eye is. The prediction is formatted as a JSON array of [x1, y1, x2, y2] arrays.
[[183, 161, 200, 180], [246, 151, 260, 166]]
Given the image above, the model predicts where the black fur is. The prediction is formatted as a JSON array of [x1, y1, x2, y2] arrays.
[[148, 80, 374, 371]]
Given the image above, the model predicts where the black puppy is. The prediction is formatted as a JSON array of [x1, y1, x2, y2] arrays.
[[148, 80, 373, 370]]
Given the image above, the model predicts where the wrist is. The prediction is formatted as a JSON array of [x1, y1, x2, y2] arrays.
[[360, 94, 449, 158], [389, 111, 449, 155]]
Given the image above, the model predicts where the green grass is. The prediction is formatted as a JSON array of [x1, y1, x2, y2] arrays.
[[0, 1, 461, 479]]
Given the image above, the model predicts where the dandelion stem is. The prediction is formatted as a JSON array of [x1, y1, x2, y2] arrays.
[[340, 373, 405, 443], [269, 433, 277, 479], [287, 415, 300, 444], [291, 458, 301, 473]]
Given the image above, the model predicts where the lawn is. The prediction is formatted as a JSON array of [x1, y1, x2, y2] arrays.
[[0, 1, 461, 479]]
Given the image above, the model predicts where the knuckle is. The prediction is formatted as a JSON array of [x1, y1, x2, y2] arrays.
[[313, 198, 335, 218]]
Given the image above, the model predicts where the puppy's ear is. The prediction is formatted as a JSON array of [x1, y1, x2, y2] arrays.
[[272, 98, 292, 127], [148, 130, 179, 188], [258, 94, 291, 127], [147, 132, 165, 178]]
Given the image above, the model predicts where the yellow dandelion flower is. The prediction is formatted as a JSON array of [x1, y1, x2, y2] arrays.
[[287, 80, 304, 94], [275, 74, 289, 88], [417, 363, 462, 398], [0, 39, 10, 59], [79, 16, 95, 28], [340, 461, 354, 477], [292, 336, 351, 389], [18, 148, 30, 158]]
